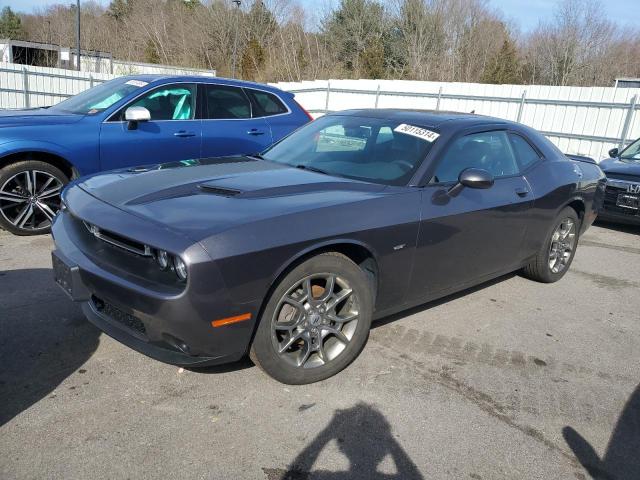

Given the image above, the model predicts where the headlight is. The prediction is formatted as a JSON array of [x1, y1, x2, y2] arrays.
[[156, 250, 170, 270], [173, 256, 188, 282]]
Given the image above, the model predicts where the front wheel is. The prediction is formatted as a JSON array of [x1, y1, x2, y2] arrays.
[[522, 206, 579, 283], [0, 160, 68, 236], [250, 253, 373, 384]]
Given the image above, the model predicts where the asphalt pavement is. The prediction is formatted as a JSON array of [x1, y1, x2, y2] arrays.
[[1, 221, 639, 480]]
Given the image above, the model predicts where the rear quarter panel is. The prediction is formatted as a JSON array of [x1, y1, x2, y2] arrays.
[[523, 157, 604, 256]]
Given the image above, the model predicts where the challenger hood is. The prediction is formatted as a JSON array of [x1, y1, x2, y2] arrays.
[[76, 157, 386, 241], [0, 108, 85, 127], [600, 157, 640, 177]]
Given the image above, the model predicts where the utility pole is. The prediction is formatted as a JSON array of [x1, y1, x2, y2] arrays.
[[231, 0, 241, 78], [76, 0, 81, 71]]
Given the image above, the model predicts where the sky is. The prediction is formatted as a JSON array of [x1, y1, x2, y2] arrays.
[[2, 0, 639, 33]]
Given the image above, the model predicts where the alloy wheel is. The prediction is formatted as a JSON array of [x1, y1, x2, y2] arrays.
[[271, 273, 360, 369], [0, 170, 63, 232], [548, 218, 576, 274]]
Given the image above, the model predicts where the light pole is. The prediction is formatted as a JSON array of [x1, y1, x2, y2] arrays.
[[75, 0, 81, 71], [231, 0, 241, 78]]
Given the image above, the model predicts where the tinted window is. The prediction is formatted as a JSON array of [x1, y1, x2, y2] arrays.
[[205, 85, 251, 119], [509, 134, 540, 169], [247, 89, 288, 116], [432, 131, 518, 183], [127, 84, 196, 120], [262, 115, 436, 186], [620, 138, 640, 161]]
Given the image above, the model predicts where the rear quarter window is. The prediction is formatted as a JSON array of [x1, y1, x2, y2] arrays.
[[509, 133, 542, 170], [247, 89, 288, 117]]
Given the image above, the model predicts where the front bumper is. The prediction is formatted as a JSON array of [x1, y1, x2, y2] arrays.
[[51, 188, 260, 367], [598, 180, 640, 225]]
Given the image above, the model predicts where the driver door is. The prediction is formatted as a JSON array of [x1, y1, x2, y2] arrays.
[[408, 130, 533, 302], [99, 83, 201, 170]]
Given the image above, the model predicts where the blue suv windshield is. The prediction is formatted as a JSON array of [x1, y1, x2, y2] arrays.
[[620, 138, 640, 162], [49, 77, 149, 115], [261, 115, 437, 186]]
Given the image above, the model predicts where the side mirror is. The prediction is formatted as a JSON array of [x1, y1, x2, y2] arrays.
[[124, 106, 151, 130], [608, 147, 619, 158], [448, 168, 494, 197]]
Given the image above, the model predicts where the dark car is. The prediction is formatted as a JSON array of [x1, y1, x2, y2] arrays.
[[0, 75, 311, 235], [598, 139, 640, 224], [51, 109, 605, 384]]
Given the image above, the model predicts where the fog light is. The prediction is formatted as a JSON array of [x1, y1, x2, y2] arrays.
[[173, 256, 188, 281], [156, 250, 169, 270]]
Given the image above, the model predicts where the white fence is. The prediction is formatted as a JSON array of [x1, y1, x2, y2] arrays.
[[0, 62, 216, 109], [2, 65, 638, 160], [272, 79, 640, 160]]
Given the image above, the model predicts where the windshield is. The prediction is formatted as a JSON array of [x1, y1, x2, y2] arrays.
[[620, 138, 640, 162], [49, 77, 149, 115], [261, 115, 437, 186]]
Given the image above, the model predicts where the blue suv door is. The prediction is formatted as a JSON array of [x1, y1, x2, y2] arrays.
[[200, 84, 272, 157], [99, 83, 201, 169]]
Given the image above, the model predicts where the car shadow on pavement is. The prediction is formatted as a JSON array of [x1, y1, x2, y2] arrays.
[[563, 384, 640, 480], [0, 268, 100, 427], [264, 402, 424, 480]]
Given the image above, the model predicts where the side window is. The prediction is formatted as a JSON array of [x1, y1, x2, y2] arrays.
[[247, 89, 288, 117], [127, 84, 196, 121], [509, 133, 541, 170], [315, 124, 370, 152], [432, 131, 519, 183], [205, 85, 251, 119]]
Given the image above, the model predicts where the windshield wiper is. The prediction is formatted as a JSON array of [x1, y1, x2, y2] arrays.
[[247, 153, 265, 160], [294, 164, 329, 175]]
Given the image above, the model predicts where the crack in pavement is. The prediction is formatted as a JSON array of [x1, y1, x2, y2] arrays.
[[579, 239, 640, 256], [375, 344, 582, 471]]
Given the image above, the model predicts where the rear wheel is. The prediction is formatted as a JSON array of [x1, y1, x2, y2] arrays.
[[0, 160, 68, 236], [522, 206, 579, 283], [250, 253, 373, 384]]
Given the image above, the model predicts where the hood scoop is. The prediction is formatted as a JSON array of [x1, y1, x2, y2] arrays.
[[198, 184, 242, 197]]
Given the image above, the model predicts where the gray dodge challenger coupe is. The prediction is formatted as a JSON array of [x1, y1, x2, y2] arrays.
[[51, 109, 605, 384]]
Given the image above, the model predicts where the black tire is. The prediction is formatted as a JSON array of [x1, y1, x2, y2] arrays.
[[522, 206, 580, 283], [0, 160, 69, 236], [250, 252, 373, 384]]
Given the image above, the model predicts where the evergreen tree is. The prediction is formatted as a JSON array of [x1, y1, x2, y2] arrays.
[[240, 37, 265, 80], [0, 7, 25, 40], [482, 38, 521, 84]]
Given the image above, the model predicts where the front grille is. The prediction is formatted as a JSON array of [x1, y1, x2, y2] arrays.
[[83, 221, 152, 257], [92, 296, 147, 337], [606, 172, 640, 183], [602, 184, 640, 217]]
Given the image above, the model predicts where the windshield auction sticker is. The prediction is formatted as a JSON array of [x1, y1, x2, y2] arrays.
[[125, 80, 149, 88], [394, 124, 440, 142]]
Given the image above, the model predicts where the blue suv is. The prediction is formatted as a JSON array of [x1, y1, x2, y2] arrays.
[[0, 75, 311, 235]]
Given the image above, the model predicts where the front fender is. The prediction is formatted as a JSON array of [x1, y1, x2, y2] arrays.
[[0, 139, 75, 160]]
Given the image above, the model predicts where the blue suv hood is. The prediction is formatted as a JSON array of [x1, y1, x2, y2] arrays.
[[0, 108, 85, 127], [600, 157, 640, 176]]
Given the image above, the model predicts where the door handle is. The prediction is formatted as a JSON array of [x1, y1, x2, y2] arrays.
[[515, 186, 530, 197], [174, 131, 196, 138], [247, 129, 265, 136]]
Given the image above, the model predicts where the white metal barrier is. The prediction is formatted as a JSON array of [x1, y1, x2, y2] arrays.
[[0, 62, 215, 110], [272, 79, 640, 160]]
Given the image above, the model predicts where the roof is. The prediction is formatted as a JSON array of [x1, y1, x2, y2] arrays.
[[126, 74, 292, 96], [329, 108, 513, 129]]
